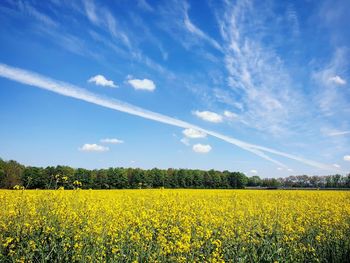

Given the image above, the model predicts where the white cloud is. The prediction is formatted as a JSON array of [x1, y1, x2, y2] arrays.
[[344, 155, 350, 162], [192, 144, 212, 153], [277, 167, 283, 171], [88, 75, 117, 88], [333, 164, 341, 168], [79, 143, 109, 152], [224, 110, 238, 119], [287, 168, 293, 172], [329, 75, 346, 85], [182, 128, 206, 138], [0, 63, 336, 171], [194, 111, 223, 123], [127, 78, 155, 91], [250, 169, 258, 174], [100, 138, 124, 144]]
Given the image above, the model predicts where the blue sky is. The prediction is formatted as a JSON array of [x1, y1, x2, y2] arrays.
[[0, 0, 349, 177]]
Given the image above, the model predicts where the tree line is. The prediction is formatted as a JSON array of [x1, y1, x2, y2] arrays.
[[0, 158, 349, 189]]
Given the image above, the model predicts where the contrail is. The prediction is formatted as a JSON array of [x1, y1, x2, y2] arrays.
[[0, 63, 335, 171]]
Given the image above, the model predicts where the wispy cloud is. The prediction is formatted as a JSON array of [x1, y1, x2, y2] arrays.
[[82, 0, 99, 25], [104, 10, 131, 48], [82, 0, 130, 48], [286, 4, 300, 37], [344, 155, 350, 162], [137, 0, 154, 12], [223, 110, 238, 120], [180, 137, 190, 146], [217, 0, 304, 135], [327, 130, 350, 136], [17, 1, 58, 28], [129, 13, 169, 61], [158, 0, 222, 55], [79, 143, 109, 152], [213, 88, 244, 111], [312, 48, 349, 116], [89, 28, 171, 79], [0, 63, 338, 171], [183, 2, 222, 51], [88, 75, 117, 88], [193, 143, 211, 153], [193, 110, 223, 123], [127, 77, 156, 91], [329, 75, 346, 85], [100, 138, 124, 144]]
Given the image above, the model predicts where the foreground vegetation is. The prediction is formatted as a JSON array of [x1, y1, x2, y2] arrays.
[[1, 159, 350, 189], [1, 189, 350, 262]]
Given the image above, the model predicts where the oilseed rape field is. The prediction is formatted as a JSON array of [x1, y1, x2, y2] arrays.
[[1, 190, 350, 262]]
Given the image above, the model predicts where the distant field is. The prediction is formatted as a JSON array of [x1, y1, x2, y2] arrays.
[[1, 190, 350, 262]]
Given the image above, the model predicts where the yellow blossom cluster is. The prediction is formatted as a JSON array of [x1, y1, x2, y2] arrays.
[[0, 189, 350, 262]]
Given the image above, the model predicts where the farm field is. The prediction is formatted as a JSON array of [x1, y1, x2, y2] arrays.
[[1, 189, 350, 262]]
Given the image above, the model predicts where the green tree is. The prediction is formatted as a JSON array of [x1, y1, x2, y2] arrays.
[[1, 160, 24, 188], [248, 176, 262, 187]]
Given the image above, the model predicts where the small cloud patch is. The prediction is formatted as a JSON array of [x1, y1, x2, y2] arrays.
[[127, 78, 155, 91], [88, 75, 117, 88], [79, 143, 109, 152], [224, 110, 238, 119], [193, 110, 223, 123], [192, 143, 212, 153], [182, 128, 206, 138], [329, 75, 346, 85], [344, 155, 350, 162]]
